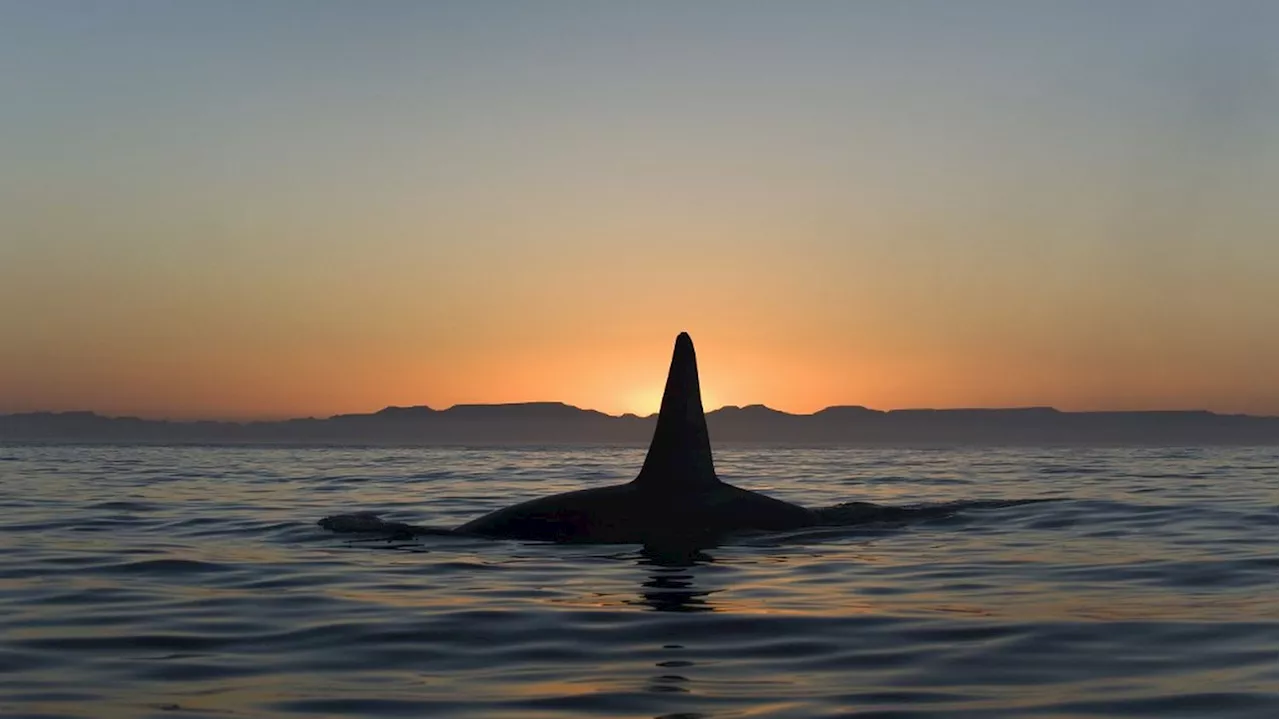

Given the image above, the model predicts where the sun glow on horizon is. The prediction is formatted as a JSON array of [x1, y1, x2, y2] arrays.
[[616, 381, 732, 417], [618, 387, 662, 417]]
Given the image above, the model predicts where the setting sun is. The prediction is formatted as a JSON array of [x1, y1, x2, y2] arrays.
[[619, 386, 662, 417]]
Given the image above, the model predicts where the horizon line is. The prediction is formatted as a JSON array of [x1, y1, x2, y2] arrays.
[[4, 401, 1275, 424]]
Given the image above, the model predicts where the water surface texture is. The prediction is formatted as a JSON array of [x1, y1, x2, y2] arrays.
[[0, 445, 1275, 718]]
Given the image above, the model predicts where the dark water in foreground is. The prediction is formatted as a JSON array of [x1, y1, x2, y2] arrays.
[[0, 445, 1275, 718]]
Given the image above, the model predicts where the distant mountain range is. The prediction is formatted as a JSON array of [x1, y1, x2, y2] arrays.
[[0, 403, 1273, 445]]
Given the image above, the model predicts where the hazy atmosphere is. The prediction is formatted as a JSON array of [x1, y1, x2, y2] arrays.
[[1, 1, 1274, 420]]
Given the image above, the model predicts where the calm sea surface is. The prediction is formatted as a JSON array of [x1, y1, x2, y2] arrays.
[[0, 444, 1275, 718]]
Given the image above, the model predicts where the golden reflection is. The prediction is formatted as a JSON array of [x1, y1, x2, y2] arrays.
[[628, 546, 718, 613], [616, 546, 881, 616], [316, 537, 1269, 624]]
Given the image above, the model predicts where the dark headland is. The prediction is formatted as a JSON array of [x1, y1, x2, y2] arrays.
[[0, 404, 1273, 446]]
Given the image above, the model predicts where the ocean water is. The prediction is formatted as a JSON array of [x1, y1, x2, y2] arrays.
[[0, 444, 1275, 719]]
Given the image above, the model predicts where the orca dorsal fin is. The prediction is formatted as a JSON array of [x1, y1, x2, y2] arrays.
[[634, 332, 720, 490]]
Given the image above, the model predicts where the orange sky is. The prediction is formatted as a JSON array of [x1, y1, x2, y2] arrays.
[[0, 4, 1275, 420]]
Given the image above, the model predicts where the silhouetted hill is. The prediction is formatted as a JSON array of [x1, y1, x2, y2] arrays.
[[0, 403, 1273, 446]]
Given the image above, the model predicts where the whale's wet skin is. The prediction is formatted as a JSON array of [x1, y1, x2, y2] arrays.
[[318, 498, 1055, 543], [322, 333, 1051, 546]]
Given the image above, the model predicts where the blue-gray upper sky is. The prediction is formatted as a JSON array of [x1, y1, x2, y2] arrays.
[[0, 1, 1274, 418]]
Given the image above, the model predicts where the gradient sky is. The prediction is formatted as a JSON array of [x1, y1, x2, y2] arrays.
[[0, 1, 1275, 420]]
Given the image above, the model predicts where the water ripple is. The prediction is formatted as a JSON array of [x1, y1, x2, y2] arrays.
[[0, 444, 1274, 718]]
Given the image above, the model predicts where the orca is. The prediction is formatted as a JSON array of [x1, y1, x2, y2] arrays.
[[456, 332, 818, 544]]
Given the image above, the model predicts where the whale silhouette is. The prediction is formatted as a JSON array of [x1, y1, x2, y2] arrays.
[[316, 333, 1056, 544], [455, 332, 818, 544]]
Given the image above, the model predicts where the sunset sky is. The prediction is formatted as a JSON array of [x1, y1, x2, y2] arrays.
[[0, 1, 1275, 420]]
